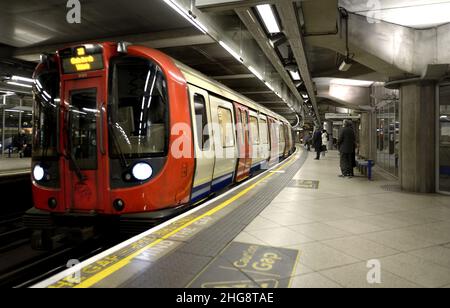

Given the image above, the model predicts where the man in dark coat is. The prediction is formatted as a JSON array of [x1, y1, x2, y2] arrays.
[[312, 128, 323, 160], [338, 120, 356, 177]]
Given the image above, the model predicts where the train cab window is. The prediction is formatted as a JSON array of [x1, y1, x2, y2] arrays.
[[217, 107, 234, 148], [109, 56, 169, 158], [68, 89, 98, 170], [259, 118, 269, 144], [249, 116, 259, 145], [194, 94, 210, 151], [33, 63, 60, 160]]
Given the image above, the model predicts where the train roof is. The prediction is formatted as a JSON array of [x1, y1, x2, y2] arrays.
[[173, 60, 291, 125]]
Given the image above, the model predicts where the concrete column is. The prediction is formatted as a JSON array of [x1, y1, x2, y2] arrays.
[[359, 113, 370, 159], [359, 112, 377, 160], [399, 82, 436, 193]]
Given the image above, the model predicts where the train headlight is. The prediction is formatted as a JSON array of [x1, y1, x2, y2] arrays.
[[33, 165, 45, 181], [132, 163, 153, 181]]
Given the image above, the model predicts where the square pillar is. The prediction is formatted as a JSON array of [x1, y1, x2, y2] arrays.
[[400, 82, 436, 193]]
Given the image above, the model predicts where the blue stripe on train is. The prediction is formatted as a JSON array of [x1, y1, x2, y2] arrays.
[[441, 166, 450, 176], [211, 173, 234, 192], [191, 172, 234, 204]]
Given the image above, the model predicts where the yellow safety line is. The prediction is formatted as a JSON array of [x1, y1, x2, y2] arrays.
[[288, 251, 302, 288], [68, 154, 299, 288]]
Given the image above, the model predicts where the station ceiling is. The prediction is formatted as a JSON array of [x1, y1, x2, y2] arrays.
[[1, 0, 441, 125]]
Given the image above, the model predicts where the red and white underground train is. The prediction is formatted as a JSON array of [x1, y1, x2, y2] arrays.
[[24, 42, 295, 247]]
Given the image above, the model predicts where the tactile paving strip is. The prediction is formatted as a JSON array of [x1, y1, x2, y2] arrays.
[[120, 151, 308, 288]]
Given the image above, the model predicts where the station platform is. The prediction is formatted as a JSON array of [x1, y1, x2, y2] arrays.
[[0, 158, 31, 177], [33, 150, 450, 288]]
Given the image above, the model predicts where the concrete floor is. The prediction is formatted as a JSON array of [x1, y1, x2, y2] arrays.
[[232, 151, 450, 288], [0, 157, 31, 174]]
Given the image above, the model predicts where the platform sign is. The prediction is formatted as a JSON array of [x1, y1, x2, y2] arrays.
[[188, 242, 299, 288], [289, 180, 319, 189], [325, 113, 361, 120]]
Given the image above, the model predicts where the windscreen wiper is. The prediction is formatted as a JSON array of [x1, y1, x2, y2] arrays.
[[108, 122, 129, 169], [66, 151, 86, 183]]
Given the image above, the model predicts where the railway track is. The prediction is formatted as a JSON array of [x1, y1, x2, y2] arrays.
[[0, 237, 120, 288]]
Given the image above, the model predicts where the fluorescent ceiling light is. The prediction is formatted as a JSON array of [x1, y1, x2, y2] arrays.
[[256, 4, 281, 34], [219, 41, 243, 63], [265, 82, 275, 92], [330, 78, 375, 87], [11, 75, 34, 83], [1, 91, 15, 97], [301, 93, 309, 99], [248, 66, 264, 81], [289, 70, 302, 81], [163, 0, 208, 34], [356, 2, 450, 29], [6, 81, 33, 88]]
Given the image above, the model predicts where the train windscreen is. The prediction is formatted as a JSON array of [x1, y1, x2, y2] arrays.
[[108, 56, 169, 158], [33, 64, 60, 160]]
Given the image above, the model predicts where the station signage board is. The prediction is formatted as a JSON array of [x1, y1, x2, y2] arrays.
[[325, 113, 361, 120]]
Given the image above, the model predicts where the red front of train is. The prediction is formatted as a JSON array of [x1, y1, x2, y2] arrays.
[[27, 42, 195, 229]]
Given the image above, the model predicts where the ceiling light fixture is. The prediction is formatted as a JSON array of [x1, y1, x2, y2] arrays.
[[11, 75, 34, 83], [256, 4, 281, 34], [6, 81, 33, 88], [219, 41, 244, 63], [163, 0, 208, 34], [289, 70, 302, 81], [248, 66, 264, 81], [339, 7, 353, 72]]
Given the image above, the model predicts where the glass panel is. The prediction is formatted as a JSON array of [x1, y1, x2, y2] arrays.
[[439, 85, 450, 192], [259, 119, 268, 144], [33, 67, 60, 160], [109, 56, 168, 158], [194, 94, 210, 151], [249, 116, 259, 145], [69, 89, 98, 170], [217, 107, 234, 148]]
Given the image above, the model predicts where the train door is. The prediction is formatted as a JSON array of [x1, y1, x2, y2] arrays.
[[62, 77, 107, 212], [210, 96, 238, 191], [268, 117, 280, 166], [234, 103, 251, 182], [189, 85, 215, 203], [259, 114, 270, 169], [248, 110, 261, 173], [282, 123, 290, 157]]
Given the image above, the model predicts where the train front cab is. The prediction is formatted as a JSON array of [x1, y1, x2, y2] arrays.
[[26, 43, 196, 246]]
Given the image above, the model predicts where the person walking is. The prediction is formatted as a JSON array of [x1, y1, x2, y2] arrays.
[[321, 130, 328, 158], [304, 132, 311, 151], [338, 120, 356, 178], [312, 128, 323, 160]]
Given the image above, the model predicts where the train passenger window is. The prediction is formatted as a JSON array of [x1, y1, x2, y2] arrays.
[[194, 94, 210, 151], [279, 124, 286, 142], [217, 107, 234, 148], [249, 116, 259, 145], [109, 56, 169, 158], [259, 119, 269, 144]]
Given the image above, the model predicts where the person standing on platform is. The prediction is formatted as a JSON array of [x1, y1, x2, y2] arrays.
[[312, 128, 323, 160], [321, 130, 328, 158], [338, 120, 356, 178], [304, 132, 312, 151]]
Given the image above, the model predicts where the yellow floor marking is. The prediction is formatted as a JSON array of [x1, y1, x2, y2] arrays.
[[67, 154, 299, 288]]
